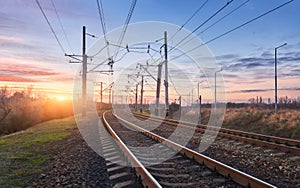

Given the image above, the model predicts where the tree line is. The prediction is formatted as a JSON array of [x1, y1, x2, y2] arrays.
[[0, 86, 73, 136]]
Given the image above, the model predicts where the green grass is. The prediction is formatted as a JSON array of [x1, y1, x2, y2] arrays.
[[289, 125, 300, 139], [0, 116, 76, 187]]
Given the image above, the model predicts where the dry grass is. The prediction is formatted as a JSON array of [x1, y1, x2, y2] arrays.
[[201, 107, 300, 140]]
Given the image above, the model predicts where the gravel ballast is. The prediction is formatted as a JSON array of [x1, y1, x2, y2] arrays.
[[27, 128, 111, 188]]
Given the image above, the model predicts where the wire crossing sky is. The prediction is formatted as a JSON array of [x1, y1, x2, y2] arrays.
[[0, 0, 299, 102]]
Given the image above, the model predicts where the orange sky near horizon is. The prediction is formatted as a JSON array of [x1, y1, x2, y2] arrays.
[[1, 1, 299, 103]]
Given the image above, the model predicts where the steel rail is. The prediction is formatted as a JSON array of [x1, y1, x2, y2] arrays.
[[102, 111, 162, 188], [133, 112, 300, 153], [114, 112, 276, 188]]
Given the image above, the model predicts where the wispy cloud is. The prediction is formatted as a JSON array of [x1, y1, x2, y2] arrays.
[[0, 75, 37, 83], [230, 87, 300, 93], [219, 44, 300, 80], [0, 36, 24, 43], [0, 63, 59, 77]]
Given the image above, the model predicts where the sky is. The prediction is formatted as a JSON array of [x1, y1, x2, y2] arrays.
[[0, 0, 299, 103]]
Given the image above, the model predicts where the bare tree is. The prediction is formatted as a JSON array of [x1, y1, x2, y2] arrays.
[[259, 96, 263, 104], [0, 86, 11, 122]]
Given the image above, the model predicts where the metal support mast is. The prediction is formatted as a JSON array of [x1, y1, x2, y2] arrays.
[[164, 31, 169, 117], [199, 95, 202, 124], [82, 26, 87, 116], [140, 75, 144, 113], [274, 43, 287, 114], [179, 96, 181, 117], [100, 82, 103, 103], [155, 64, 162, 115], [135, 84, 138, 111], [65, 26, 95, 116]]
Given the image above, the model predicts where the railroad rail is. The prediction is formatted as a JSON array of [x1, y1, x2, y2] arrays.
[[101, 111, 161, 188], [102, 110, 276, 188], [132, 112, 300, 154]]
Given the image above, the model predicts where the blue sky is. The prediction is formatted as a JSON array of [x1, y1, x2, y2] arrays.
[[0, 0, 299, 102]]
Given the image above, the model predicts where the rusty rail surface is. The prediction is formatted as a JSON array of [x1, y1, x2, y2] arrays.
[[133, 112, 300, 154], [114, 112, 276, 188], [102, 111, 162, 188]]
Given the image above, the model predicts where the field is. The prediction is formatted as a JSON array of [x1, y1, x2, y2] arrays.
[[0, 117, 76, 187], [201, 107, 300, 140]]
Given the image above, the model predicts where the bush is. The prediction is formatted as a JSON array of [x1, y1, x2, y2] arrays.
[[0, 91, 73, 136]]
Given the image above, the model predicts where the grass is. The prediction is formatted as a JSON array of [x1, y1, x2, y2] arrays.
[[0, 116, 76, 187], [141, 107, 300, 140], [202, 108, 300, 140]]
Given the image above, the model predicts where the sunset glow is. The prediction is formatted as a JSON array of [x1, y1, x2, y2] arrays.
[[0, 0, 299, 103], [57, 96, 65, 101]]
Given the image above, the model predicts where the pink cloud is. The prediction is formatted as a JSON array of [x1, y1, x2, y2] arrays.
[[0, 75, 37, 82], [0, 36, 24, 43], [0, 63, 60, 76]]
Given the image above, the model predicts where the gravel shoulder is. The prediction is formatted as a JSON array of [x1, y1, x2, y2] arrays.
[[0, 117, 111, 188], [28, 128, 111, 188]]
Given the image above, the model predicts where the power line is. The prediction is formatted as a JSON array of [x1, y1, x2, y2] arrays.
[[199, 0, 250, 35], [113, 0, 137, 60], [90, 43, 108, 57], [96, 0, 111, 58], [50, 0, 73, 53], [170, 0, 208, 41], [178, 0, 250, 49], [170, 0, 294, 61], [169, 74, 181, 96], [88, 58, 108, 72], [35, 0, 66, 54], [145, 80, 155, 90], [169, 0, 234, 53]]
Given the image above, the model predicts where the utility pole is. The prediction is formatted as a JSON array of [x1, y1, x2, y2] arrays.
[[199, 95, 202, 124], [140, 75, 144, 113], [164, 31, 169, 117], [100, 82, 103, 103], [214, 69, 222, 109], [135, 84, 138, 111], [82, 26, 87, 116], [275, 43, 287, 114], [65, 26, 89, 116], [109, 87, 111, 104], [179, 96, 181, 117], [197, 83, 200, 103], [155, 64, 162, 115], [191, 89, 194, 107]]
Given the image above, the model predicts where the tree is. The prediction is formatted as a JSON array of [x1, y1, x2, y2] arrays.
[[268, 98, 271, 104], [259, 96, 263, 104], [248, 98, 255, 104], [0, 86, 11, 122]]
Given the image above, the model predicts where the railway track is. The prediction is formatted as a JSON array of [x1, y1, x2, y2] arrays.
[[132, 112, 300, 155], [98, 117, 144, 188], [102, 110, 275, 187]]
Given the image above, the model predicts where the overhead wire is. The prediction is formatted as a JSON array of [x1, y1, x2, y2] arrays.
[[35, 0, 66, 54], [178, 0, 250, 49], [169, 0, 234, 53], [169, 0, 208, 41], [199, 0, 250, 35], [113, 0, 137, 60], [170, 0, 295, 61], [169, 74, 181, 96], [50, 0, 73, 53], [96, 0, 111, 59], [88, 58, 108, 72], [145, 80, 155, 90], [90, 43, 109, 57]]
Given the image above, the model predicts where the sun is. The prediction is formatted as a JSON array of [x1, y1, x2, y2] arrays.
[[57, 96, 65, 101]]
